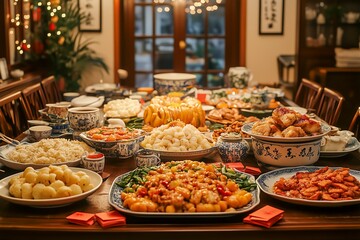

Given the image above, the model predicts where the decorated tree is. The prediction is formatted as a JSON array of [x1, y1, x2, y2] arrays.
[[32, 0, 108, 92]]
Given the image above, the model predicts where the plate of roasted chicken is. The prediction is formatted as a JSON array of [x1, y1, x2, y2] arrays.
[[241, 107, 331, 143]]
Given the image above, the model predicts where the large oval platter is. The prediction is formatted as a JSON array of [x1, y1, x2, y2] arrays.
[[241, 122, 331, 143], [0, 143, 90, 171], [0, 168, 102, 208], [109, 168, 260, 218], [256, 166, 360, 207]]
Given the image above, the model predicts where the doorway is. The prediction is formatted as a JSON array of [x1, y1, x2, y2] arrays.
[[115, 0, 245, 88]]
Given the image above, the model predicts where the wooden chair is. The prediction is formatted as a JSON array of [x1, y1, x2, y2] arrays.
[[0, 91, 32, 138], [349, 107, 360, 140], [21, 83, 47, 120], [41, 76, 62, 104], [316, 87, 345, 126], [294, 78, 323, 111]]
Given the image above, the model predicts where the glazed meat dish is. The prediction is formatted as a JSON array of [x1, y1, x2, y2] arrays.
[[251, 107, 321, 137], [273, 167, 360, 201]]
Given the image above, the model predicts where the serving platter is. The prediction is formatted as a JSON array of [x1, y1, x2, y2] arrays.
[[143, 147, 217, 161], [108, 169, 260, 218], [241, 122, 331, 143], [256, 166, 360, 207], [0, 143, 85, 171], [0, 168, 102, 208], [320, 137, 360, 158]]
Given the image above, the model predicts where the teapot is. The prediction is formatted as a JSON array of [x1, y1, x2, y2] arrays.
[[227, 67, 253, 89]]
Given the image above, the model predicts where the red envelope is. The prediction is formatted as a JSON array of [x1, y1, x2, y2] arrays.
[[66, 212, 95, 226], [95, 211, 126, 228], [243, 205, 284, 228]]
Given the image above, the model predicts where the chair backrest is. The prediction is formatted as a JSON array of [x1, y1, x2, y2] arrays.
[[41, 76, 62, 104], [22, 83, 47, 120], [0, 91, 31, 138], [349, 107, 360, 140], [316, 87, 345, 126], [294, 78, 323, 111]]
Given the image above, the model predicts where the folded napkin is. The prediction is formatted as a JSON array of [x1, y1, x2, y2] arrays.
[[95, 211, 126, 228], [66, 212, 95, 226], [243, 205, 284, 228]]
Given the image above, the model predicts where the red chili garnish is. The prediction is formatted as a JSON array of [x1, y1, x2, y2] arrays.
[[137, 187, 148, 197], [217, 184, 232, 196], [160, 180, 169, 188]]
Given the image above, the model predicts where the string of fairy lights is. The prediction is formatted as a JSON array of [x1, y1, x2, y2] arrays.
[[154, 0, 222, 14], [10, 0, 66, 56]]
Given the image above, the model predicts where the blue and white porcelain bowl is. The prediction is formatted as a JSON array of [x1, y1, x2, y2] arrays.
[[154, 73, 196, 95], [68, 107, 101, 132], [80, 133, 145, 159], [252, 137, 321, 167]]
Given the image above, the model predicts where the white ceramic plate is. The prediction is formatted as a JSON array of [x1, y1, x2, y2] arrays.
[[256, 166, 360, 207], [320, 137, 360, 158], [108, 169, 260, 218], [0, 144, 83, 171], [143, 147, 217, 161], [241, 122, 331, 143], [202, 105, 215, 112], [285, 107, 308, 115], [0, 168, 102, 208]]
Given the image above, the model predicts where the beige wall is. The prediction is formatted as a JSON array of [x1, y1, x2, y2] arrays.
[[80, 0, 297, 89], [246, 0, 297, 85], [79, 0, 114, 91]]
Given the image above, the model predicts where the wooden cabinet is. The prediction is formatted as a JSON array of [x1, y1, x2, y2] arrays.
[[295, 0, 360, 94]]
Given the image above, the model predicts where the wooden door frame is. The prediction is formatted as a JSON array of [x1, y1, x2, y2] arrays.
[[113, 0, 247, 86]]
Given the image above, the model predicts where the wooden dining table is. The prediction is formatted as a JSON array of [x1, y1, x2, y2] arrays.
[[0, 93, 359, 240], [0, 138, 359, 240]]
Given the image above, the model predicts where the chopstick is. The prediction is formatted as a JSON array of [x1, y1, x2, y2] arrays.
[[0, 132, 21, 146]]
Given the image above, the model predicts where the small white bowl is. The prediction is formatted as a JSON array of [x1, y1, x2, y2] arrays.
[[29, 126, 53, 141], [252, 137, 321, 167], [10, 69, 24, 79]]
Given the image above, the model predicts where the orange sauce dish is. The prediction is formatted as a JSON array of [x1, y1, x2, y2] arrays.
[[86, 126, 143, 142]]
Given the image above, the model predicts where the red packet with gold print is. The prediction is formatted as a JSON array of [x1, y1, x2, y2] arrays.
[[66, 212, 95, 226], [95, 211, 126, 228], [243, 205, 284, 228]]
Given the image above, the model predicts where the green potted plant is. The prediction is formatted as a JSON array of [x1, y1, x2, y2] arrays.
[[33, 0, 108, 92]]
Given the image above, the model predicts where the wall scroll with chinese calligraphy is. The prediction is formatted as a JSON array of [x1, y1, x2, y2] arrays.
[[259, 0, 284, 35]]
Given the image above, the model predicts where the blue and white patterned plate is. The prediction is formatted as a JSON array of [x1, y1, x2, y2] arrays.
[[242, 122, 331, 143], [320, 137, 360, 158], [108, 169, 260, 218], [256, 166, 360, 207]]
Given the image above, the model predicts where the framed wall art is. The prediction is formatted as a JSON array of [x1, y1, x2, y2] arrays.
[[259, 0, 284, 35], [78, 0, 102, 32], [0, 58, 9, 80]]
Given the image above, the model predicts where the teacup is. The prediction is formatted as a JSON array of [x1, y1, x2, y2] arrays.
[[227, 67, 253, 89], [68, 107, 101, 136], [135, 149, 161, 168], [82, 152, 105, 174], [29, 125, 53, 141], [47, 103, 71, 119]]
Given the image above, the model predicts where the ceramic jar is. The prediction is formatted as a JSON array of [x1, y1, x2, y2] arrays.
[[216, 133, 250, 163], [68, 107, 101, 139], [227, 67, 253, 89]]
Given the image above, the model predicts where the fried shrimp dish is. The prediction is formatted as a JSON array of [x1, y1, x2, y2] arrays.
[[251, 107, 321, 137], [273, 167, 360, 201], [118, 160, 257, 213]]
